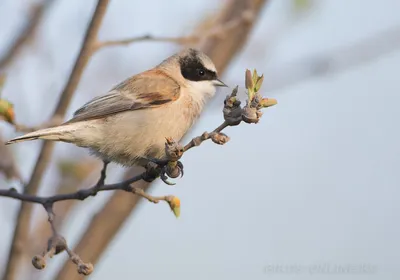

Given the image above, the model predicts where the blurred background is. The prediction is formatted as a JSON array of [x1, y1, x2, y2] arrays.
[[0, 0, 400, 279]]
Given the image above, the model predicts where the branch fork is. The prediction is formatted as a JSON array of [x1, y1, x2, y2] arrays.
[[1, 68, 277, 275]]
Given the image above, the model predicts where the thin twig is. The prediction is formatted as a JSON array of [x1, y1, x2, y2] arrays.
[[94, 35, 200, 51], [31, 204, 94, 275], [0, 0, 54, 71], [183, 121, 229, 152], [28, 159, 101, 256], [94, 160, 109, 189], [0, 115, 236, 276], [0, 173, 141, 204], [0, 118, 232, 205], [93, 8, 255, 51], [3, 1, 110, 279], [13, 116, 63, 133], [55, 1, 269, 277]]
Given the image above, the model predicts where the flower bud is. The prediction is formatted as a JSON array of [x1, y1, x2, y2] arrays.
[[0, 99, 15, 124], [78, 262, 94, 276], [245, 69, 254, 91], [259, 98, 277, 108], [210, 132, 230, 145], [167, 196, 181, 218], [164, 137, 183, 161], [242, 107, 259, 124], [254, 74, 264, 92], [32, 255, 46, 270]]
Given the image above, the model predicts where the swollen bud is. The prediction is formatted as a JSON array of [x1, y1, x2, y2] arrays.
[[77, 262, 94, 276], [254, 74, 264, 92], [245, 69, 254, 91], [252, 69, 258, 84], [242, 107, 259, 124], [165, 137, 183, 161], [0, 99, 15, 124], [32, 255, 46, 270], [259, 98, 277, 108], [210, 132, 230, 145], [167, 196, 181, 218]]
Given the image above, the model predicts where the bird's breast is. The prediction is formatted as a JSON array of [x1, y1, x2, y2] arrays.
[[96, 91, 205, 166]]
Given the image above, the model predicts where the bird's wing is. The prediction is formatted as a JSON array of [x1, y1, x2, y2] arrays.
[[66, 69, 180, 123]]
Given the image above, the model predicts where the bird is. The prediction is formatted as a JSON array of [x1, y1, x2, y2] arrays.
[[6, 48, 227, 167]]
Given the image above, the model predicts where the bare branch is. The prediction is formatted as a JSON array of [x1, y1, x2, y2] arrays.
[[0, 133, 22, 182], [0, 107, 250, 205], [13, 116, 63, 133], [28, 159, 101, 256], [94, 35, 200, 51], [93, 6, 256, 51], [0, 0, 54, 71], [31, 204, 94, 276], [0, 173, 141, 204], [183, 122, 229, 152], [1, 71, 276, 275], [3, 1, 110, 279], [55, 1, 270, 278]]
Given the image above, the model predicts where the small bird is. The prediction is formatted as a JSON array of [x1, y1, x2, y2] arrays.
[[6, 48, 227, 167]]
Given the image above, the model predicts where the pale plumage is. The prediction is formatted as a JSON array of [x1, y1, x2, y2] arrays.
[[6, 48, 226, 166]]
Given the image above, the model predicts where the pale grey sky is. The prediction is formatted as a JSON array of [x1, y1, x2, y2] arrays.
[[1, 0, 400, 279]]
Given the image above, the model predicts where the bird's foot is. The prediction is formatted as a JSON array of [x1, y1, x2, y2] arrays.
[[160, 160, 184, 185]]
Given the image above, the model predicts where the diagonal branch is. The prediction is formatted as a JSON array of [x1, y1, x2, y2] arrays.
[[93, 11, 255, 51], [56, 1, 270, 278], [31, 204, 94, 275], [0, 113, 247, 206], [0, 89, 275, 275], [1, 0, 269, 278], [3, 1, 110, 279], [0, 0, 54, 71], [93, 35, 200, 51], [27, 159, 102, 256]]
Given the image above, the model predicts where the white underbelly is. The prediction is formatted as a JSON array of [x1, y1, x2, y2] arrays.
[[89, 101, 198, 166]]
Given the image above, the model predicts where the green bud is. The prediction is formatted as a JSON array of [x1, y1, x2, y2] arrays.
[[0, 99, 15, 123], [260, 98, 278, 108], [254, 74, 264, 92]]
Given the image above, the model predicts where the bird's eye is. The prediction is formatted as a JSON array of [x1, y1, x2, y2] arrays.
[[198, 69, 205, 76]]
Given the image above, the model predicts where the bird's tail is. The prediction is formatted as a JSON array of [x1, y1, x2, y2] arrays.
[[5, 123, 77, 145]]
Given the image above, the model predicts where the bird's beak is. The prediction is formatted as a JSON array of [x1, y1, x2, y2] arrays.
[[213, 79, 228, 87]]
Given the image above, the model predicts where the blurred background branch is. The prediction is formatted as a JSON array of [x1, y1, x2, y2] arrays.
[[55, 0, 269, 279], [264, 24, 400, 92], [1, 0, 399, 279], [0, 0, 54, 72], [3, 1, 110, 279]]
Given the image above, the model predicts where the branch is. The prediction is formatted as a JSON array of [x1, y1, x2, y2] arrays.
[[263, 24, 400, 92], [13, 116, 63, 133], [28, 159, 101, 256], [1, 68, 276, 276], [0, 0, 54, 71], [0, 86, 268, 204], [0, 162, 175, 210], [55, 1, 270, 278], [30, 204, 94, 276], [0, 133, 22, 182], [3, 1, 110, 279], [93, 7, 255, 51], [93, 35, 200, 51]]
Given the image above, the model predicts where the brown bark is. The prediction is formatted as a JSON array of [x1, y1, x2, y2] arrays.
[[55, 0, 269, 279], [0, 0, 54, 71], [2, 1, 110, 279]]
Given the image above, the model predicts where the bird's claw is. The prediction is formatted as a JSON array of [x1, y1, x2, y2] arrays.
[[159, 160, 184, 185], [160, 169, 176, 185], [177, 161, 184, 178]]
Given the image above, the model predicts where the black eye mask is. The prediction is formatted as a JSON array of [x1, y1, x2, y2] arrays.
[[179, 56, 217, 82]]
